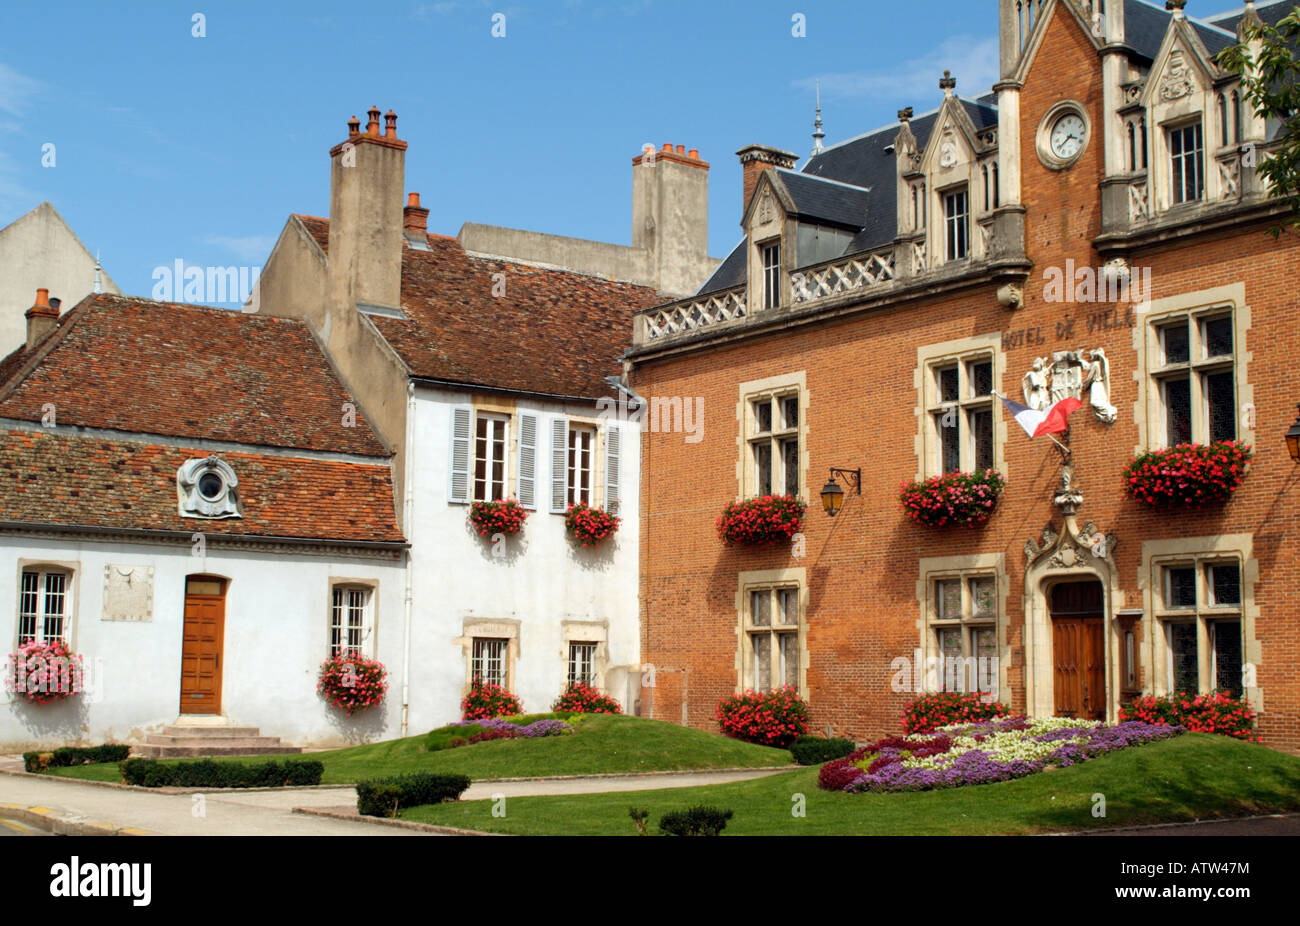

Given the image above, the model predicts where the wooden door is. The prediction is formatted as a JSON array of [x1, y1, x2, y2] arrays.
[[1050, 581, 1106, 720], [180, 577, 225, 714]]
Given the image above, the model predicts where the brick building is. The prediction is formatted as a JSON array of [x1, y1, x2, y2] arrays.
[[627, 0, 1300, 752]]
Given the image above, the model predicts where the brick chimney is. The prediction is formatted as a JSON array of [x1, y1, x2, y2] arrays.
[[327, 106, 408, 310], [736, 144, 797, 215], [403, 192, 430, 249], [631, 142, 712, 297], [25, 288, 58, 350]]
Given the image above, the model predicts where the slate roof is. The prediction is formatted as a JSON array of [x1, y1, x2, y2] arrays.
[[1124, 0, 1240, 59], [774, 169, 872, 229], [0, 294, 389, 457], [0, 428, 403, 544], [296, 216, 661, 400]]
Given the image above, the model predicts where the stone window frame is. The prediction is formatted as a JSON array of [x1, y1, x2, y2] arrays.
[[916, 554, 1008, 702], [456, 618, 521, 695], [561, 620, 609, 691], [760, 239, 782, 310], [1131, 282, 1254, 455], [555, 410, 611, 514], [15, 559, 80, 650], [734, 567, 808, 701], [1139, 534, 1261, 710], [328, 578, 378, 658], [913, 333, 1006, 481], [736, 372, 808, 502], [941, 184, 971, 262]]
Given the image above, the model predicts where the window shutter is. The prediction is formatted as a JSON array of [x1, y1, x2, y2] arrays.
[[448, 406, 472, 503], [517, 412, 538, 509], [550, 417, 568, 513], [604, 424, 621, 514]]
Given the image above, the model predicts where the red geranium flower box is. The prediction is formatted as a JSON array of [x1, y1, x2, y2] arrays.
[[717, 495, 805, 547], [899, 469, 1005, 528], [468, 497, 529, 538], [1123, 440, 1252, 508]]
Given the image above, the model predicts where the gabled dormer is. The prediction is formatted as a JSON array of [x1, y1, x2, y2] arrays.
[[741, 169, 798, 311]]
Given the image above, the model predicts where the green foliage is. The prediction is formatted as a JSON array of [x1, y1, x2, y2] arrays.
[[24, 744, 131, 773], [356, 772, 472, 817], [629, 806, 650, 835], [789, 736, 857, 765], [658, 805, 734, 836], [1218, 9, 1300, 235], [119, 758, 324, 788]]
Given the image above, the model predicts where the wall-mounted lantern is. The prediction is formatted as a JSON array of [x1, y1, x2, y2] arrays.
[[820, 467, 861, 517]]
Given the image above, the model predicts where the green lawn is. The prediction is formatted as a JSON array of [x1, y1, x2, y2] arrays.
[[45, 715, 793, 785], [402, 733, 1300, 835]]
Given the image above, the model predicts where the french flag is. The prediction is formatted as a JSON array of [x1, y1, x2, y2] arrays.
[[998, 393, 1083, 438]]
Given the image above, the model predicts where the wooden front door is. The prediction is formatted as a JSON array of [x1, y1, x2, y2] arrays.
[[180, 577, 225, 714], [1050, 581, 1106, 720]]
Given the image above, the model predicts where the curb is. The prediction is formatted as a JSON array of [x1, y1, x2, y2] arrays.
[[1043, 811, 1300, 836], [291, 805, 501, 836], [0, 801, 153, 836]]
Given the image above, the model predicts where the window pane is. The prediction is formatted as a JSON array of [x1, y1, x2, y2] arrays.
[[1167, 567, 1197, 608], [1168, 623, 1198, 693], [969, 361, 992, 397], [1161, 322, 1190, 365], [781, 396, 798, 430], [938, 414, 960, 473], [781, 438, 799, 496], [474, 417, 490, 502], [43, 573, 66, 642], [938, 366, 959, 403], [754, 442, 772, 495], [973, 627, 997, 693], [754, 400, 772, 434], [753, 633, 771, 691], [1205, 370, 1236, 442], [751, 590, 771, 627], [777, 588, 798, 625], [1203, 316, 1233, 358], [1163, 377, 1192, 445], [970, 408, 993, 471], [1212, 622, 1243, 697], [938, 628, 963, 692], [1209, 563, 1241, 606], [937, 579, 961, 620], [970, 577, 996, 616], [19, 571, 39, 645], [779, 633, 799, 688]]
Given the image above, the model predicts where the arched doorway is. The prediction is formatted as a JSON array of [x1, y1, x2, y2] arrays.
[[1049, 579, 1106, 720], [180, 575, 226, 714]]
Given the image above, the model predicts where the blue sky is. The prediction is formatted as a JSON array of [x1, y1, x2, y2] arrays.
[[0, 0, 997, 301]]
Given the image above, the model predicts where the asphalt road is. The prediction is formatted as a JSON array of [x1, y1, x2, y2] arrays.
[[0, 816, 47, 836]]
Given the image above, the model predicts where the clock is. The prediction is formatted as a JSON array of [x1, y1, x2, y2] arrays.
[[1037, 102, 1090, 170]]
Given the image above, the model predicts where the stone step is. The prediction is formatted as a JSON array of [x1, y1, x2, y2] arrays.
[[131, 744, 305, 759], [145, 734, 285, 748], [160, 725, 263, 738]]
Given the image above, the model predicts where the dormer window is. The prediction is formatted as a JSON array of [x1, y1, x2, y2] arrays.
[[943, 188, 969, 261], [177, 456, 241, 519], [761, 242, 781, 309], [1169, 122, 1204, 205]]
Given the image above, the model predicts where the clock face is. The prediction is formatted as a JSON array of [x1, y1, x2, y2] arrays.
[[1050, 112, 1087, 160]]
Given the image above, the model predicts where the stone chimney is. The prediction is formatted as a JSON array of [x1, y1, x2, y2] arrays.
[[327, 106, 408, 310], [403, 192, 430, 249], [25, 288, 58, 350], [631, 143, 712, 296], [736, 144, 797, 216]]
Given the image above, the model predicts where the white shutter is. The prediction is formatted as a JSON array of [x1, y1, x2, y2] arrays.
[[517, 412, 538, 509], [448, 406, 473, 503], [604, 424, 621, 514], [550, 417, 568, 513]]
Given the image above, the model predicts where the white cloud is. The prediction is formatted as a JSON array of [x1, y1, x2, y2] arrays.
[[796, 36, 999, 106], [0, 63, 41, 118], [204, 234, 276, 262]]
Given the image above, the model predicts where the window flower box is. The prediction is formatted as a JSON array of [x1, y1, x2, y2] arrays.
[[717, 494, 806, 547], [4, 640, 83, 704], [317, 652, 388, 715], [564, 502, 620, 547], [899, 469, 1005, 528], [1124, 440, 1252, 508], [467, 497, 529, 538]]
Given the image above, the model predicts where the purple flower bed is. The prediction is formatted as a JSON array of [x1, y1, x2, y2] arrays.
[[449, 717, 572, 737], [827, 719, 1183, 793]]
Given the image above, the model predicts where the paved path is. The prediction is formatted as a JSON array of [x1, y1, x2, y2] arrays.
[[1077, 813, 1300, 836], [0, 765, 787, 836]]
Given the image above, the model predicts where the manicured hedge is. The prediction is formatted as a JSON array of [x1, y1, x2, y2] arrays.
[[119, 758, 323, 788], [23, 744, 131, 773], [789, 736, 856, 766], [658, 805, 734, 836], [356, 772, 472, 818]]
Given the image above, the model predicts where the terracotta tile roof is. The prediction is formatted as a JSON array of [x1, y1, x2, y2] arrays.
[[0, 428, 403, 544], [296, 216, 660, 399], [0, 293, 389, 457]]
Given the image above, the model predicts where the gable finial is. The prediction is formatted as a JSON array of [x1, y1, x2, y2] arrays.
[[811, 79, 826, 156], [93, 250, 102, 295], [1165, 0, 1186, 18], [939, 69, 957, 97]]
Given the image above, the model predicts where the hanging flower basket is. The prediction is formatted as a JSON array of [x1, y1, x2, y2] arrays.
[[717, 494, 806, 546], [468, 497, 529, 538], [565, 502, 620, 547], [317, 652, 388, 715], [899, 469, 1005, 528], [4, 640, 84, 704], [1124, 440, 1252, 508]]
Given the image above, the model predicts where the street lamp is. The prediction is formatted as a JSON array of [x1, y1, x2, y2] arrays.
[[1286, 403, 1300, 463], [820, 467, 861, 517]]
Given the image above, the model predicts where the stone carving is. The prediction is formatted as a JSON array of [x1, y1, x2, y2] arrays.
[[1023, 349, 1116, 422], [1054, 464, 1083, 516], [758, 190, 775, 225], [177, 455, 241, 519], [103, 565, 155, 622], [1082, 347, 1117, 423], [1022, 357, 1051, 410], [1159, 50, 1196, 101], [1023, 523, 1060, 562]]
